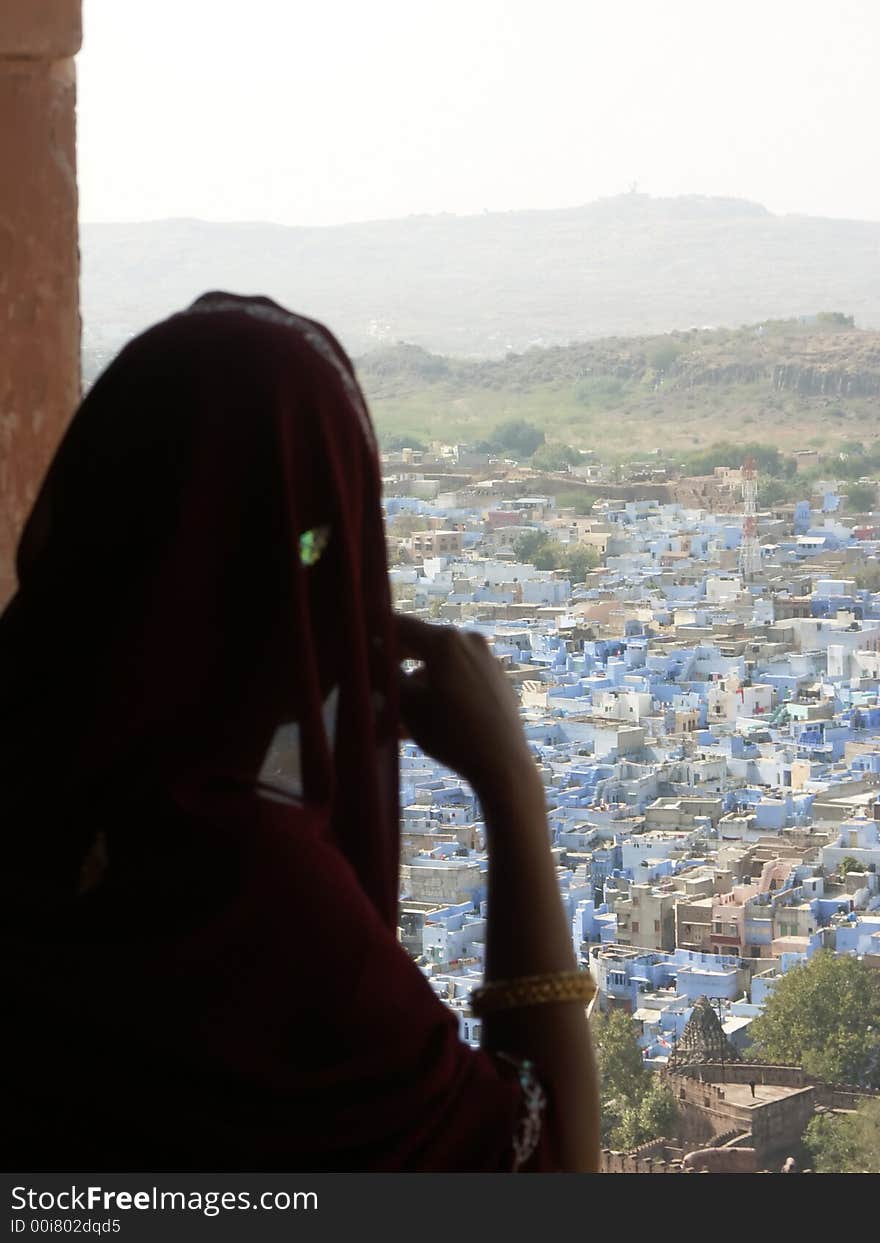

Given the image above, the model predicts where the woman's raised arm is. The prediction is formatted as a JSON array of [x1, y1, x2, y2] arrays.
[[396, 614, 600, 1173]]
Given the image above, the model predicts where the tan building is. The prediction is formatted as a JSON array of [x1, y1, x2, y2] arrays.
[[410, 529, 464, 558], [772, 901, 820, 942], [674, 708, 700, 734], [644, 797, 724, 830], [399, 858, 483, 906], [628, 883, 677, 951], [773, 595, 812, 620], [675, 896, 713, 953]]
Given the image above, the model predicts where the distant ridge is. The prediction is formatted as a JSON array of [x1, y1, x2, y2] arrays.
[[81, 194, 880, 362]]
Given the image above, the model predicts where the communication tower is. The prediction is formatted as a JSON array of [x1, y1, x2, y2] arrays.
[[739, 456, 761, 580]]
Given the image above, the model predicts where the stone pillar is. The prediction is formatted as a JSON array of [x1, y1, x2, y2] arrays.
[[0, 1, 82, 606]]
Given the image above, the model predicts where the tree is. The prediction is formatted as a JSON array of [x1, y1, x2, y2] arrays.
[[846, 482, 877, 513], [512, 532, 599, 578], [593, 1010, 647, 1106], [530, 442, 581, 472], [759, 478, 800, 507], [591, 1010, 679, 1149], [637, 1075, 680, 1141], [592, 1010, 647, 1145], [855, 561, 880, 592], [836, 455, 870, 480], [555, 490, 597, 515], [748, 950, 880, 1087], [680, 441, 793, 480], [532, 542, 562, 571], [512, 530, 561, 570], [381, 433, 427, 452], [804, 1097, 880, 1173], [563, 546, 600, 582], [489, 418, 545, 458], [513, 530, 546, 563], [816, 311, 855, 330], [647, 341, 681, 373], [838, 856, 863, 877], [614, 1077, 680, 1151]]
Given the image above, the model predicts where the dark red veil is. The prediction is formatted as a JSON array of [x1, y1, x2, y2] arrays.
[[0, 294, 535, 1171]]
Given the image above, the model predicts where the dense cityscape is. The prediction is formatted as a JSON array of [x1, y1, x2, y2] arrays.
[[387, 435, 880, 1172]]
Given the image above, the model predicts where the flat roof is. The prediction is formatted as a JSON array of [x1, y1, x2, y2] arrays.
[[721, 1083, 812, 1107]]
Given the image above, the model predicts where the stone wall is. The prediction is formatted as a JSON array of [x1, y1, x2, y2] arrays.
[[681, 1146, 758, 1173], [688, 1062, 806, 1088], [675, 1061, 880, 1106], [749, 1088, 815, 1163], [668, 1064, 819, 1163], [0, 0, 81, 606], [814, 1083, 880, 1110], [600, 1148, 685, 1174], [600, 1139, 751, 1173], [671, 1076, 754, 1147]]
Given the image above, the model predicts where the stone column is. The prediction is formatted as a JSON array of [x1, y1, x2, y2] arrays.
[[0, 0, 82, 606]]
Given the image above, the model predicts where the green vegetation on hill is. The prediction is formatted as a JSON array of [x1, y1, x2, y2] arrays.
[[676, 442, 795, 478], [485, 418, 545, 458], [846, 481, 878, 511], [359, 318, 880, 460]]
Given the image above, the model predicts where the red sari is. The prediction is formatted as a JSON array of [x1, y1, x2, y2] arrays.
[[0, 294, 550, 1171]]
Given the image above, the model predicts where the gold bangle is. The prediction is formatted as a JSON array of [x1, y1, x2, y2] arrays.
[[469, 970, 597, 1017]]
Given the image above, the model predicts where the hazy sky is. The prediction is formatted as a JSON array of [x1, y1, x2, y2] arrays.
[[78, 0, 880, 227]]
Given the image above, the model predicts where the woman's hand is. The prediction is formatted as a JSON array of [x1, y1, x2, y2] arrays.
[[394, 613, 541, 804]]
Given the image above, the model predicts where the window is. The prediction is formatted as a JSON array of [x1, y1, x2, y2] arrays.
[[632, 921, 640, 933], [654, 920, 661, 932]]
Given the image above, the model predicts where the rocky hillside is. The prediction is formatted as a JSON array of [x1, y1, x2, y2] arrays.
[[356, 318, 880, 456], [358, 317, 880, 397]]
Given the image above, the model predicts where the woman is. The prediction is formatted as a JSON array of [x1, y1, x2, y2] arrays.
[[1, 293, 599, 1171]]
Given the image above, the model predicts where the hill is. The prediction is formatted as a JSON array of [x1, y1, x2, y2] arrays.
[[81, 194, 880, 366], [357, 317, 880, 457]]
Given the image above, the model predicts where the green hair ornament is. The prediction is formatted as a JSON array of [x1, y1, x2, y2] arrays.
[[299, 525, 331, 568]]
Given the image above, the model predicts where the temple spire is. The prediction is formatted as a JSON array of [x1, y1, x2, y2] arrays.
[[668, 995, 741, 1070]]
